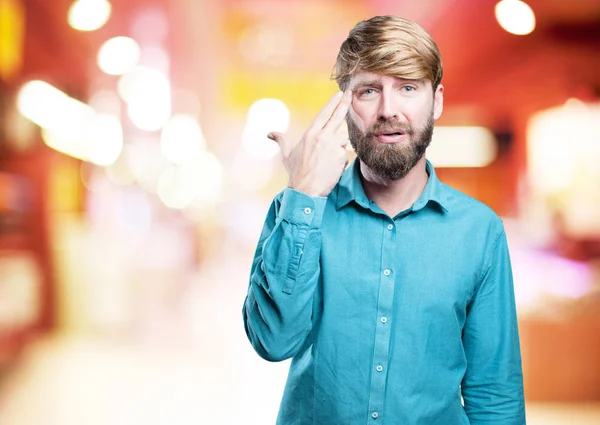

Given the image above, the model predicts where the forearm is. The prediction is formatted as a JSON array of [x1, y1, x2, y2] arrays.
[[243, 189, 326, 361]]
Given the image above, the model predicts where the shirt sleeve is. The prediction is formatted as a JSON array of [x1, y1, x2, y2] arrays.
[[243, 188, 327, 362], [461, 228, 526, 424]]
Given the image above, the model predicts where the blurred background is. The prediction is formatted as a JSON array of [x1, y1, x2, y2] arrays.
[[0, 0, 599, 423]]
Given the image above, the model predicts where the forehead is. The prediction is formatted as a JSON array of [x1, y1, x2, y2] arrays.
[[349, 70, 430, 88]]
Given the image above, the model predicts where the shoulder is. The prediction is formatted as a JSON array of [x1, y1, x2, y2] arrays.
[[440, 182, 505, 234]]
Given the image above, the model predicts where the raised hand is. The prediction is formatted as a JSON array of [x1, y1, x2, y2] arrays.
[[268, 89, 352, 197]]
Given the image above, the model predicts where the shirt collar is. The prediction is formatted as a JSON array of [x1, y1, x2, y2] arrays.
[[335, 158, 449, 213]]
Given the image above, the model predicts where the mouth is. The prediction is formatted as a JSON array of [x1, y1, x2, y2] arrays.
[[374, 130, 407, 143]]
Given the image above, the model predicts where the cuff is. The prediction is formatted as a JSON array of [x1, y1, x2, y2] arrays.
[[278, 188, 327, 228]]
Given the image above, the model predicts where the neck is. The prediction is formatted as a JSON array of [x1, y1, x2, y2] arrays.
[[359, 156, 429, 217]]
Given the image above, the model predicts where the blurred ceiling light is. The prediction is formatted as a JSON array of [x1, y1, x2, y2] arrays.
[[128, 98, 171, 132], [528, 101, 600, 199], [85, 114, 123, 166], [97, 36, 141, 75], [495, 0, 536, 35], [17, 80, 123, 165], [243, 98, 290, 159], [160, 114, 206, 164], [41, 114, 123, 167], [117, 66, 168, 103], [118, 66, 171, 131], [42, 128, 89, 162], [68, 0, 111, 32], [17, 80, 93, 131], [428, 126, 497, 167]]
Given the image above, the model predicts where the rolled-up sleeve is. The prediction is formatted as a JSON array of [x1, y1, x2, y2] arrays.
[[243, 188, 327, 362], [461, 229, 526, 424]]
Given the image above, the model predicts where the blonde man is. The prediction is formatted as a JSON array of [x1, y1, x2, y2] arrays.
[[243, 15, 525, 425]]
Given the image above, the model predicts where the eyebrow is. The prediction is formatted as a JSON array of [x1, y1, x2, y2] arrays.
[[351, 80, 382, 90], [351, 78, 426, 90]]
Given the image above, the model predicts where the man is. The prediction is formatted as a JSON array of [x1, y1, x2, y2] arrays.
[[242, 15, 525, 425]]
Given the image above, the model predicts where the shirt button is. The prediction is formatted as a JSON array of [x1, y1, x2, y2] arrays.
[[376, 365, 383, 372], [387, 224, 393, 230], [372, 412, 379, 419], [383, 269, 391, 276], [380, 317, 387, 323], [303, 207, 312, 215]]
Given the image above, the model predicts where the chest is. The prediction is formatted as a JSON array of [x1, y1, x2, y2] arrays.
[[318, 207, 483, 321]]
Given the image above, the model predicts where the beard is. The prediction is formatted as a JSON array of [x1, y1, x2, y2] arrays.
[[347, 112, 434, 181]]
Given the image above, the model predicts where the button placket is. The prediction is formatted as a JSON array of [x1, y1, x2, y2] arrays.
[[367, 218, 397, 424]]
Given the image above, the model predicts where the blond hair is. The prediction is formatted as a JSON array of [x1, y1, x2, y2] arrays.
[[333, 16, 443, 91]]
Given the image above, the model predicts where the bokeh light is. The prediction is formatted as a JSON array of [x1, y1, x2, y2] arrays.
[[495, 0, 536, 35], [97, 37, 141, 76], [68, 0, 112, 32], [242, 98, 290, 159]]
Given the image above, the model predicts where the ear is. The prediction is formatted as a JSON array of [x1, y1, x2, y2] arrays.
[[433, 84, 444, 120]]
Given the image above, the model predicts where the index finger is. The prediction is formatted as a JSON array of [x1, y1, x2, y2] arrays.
[[309, 90, 346, 131], [323, 89, 352, 132]]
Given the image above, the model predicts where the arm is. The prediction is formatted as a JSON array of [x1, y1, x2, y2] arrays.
[[243, 90, 352, 361], [462, 229, 526, 424], [243, 189, 326, 362]]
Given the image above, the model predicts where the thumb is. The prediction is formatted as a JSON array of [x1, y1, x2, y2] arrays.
[[267, 131, 292, 156], [267, 131, 284, 144]]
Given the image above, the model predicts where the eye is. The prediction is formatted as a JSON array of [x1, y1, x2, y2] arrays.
[[357, 88, 378, 99], [402, 85, 416, 92]]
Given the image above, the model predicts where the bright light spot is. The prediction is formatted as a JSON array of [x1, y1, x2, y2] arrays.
[[97, 36, 141, 75], [243, 98, 290, 159], [160, 114, 206, 164], [17, 80, 94, 131], [428, 126, 497, 167], [157, 152, 223, 210], [495, 0, 536, 35], [17, 80, 123, 165], [42, 128, 89, 162], [86, 114, 123, 166], [68, 0, 111, 32], [528, 103, 600, 194], [117, 66, 168, 103], [119, 66, 171, 131], [528, 101, 600, 238]]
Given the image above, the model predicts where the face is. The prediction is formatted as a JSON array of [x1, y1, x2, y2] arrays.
[[346, 71, 444, 180]]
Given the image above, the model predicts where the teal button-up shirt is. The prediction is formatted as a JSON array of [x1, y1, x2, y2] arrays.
[[243, 159, 525, 425]]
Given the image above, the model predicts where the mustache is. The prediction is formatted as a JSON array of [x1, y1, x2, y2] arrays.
[[366, 119, 414, 138]]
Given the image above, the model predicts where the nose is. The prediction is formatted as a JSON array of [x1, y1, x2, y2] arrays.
[[377, 91, 399, 121]]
